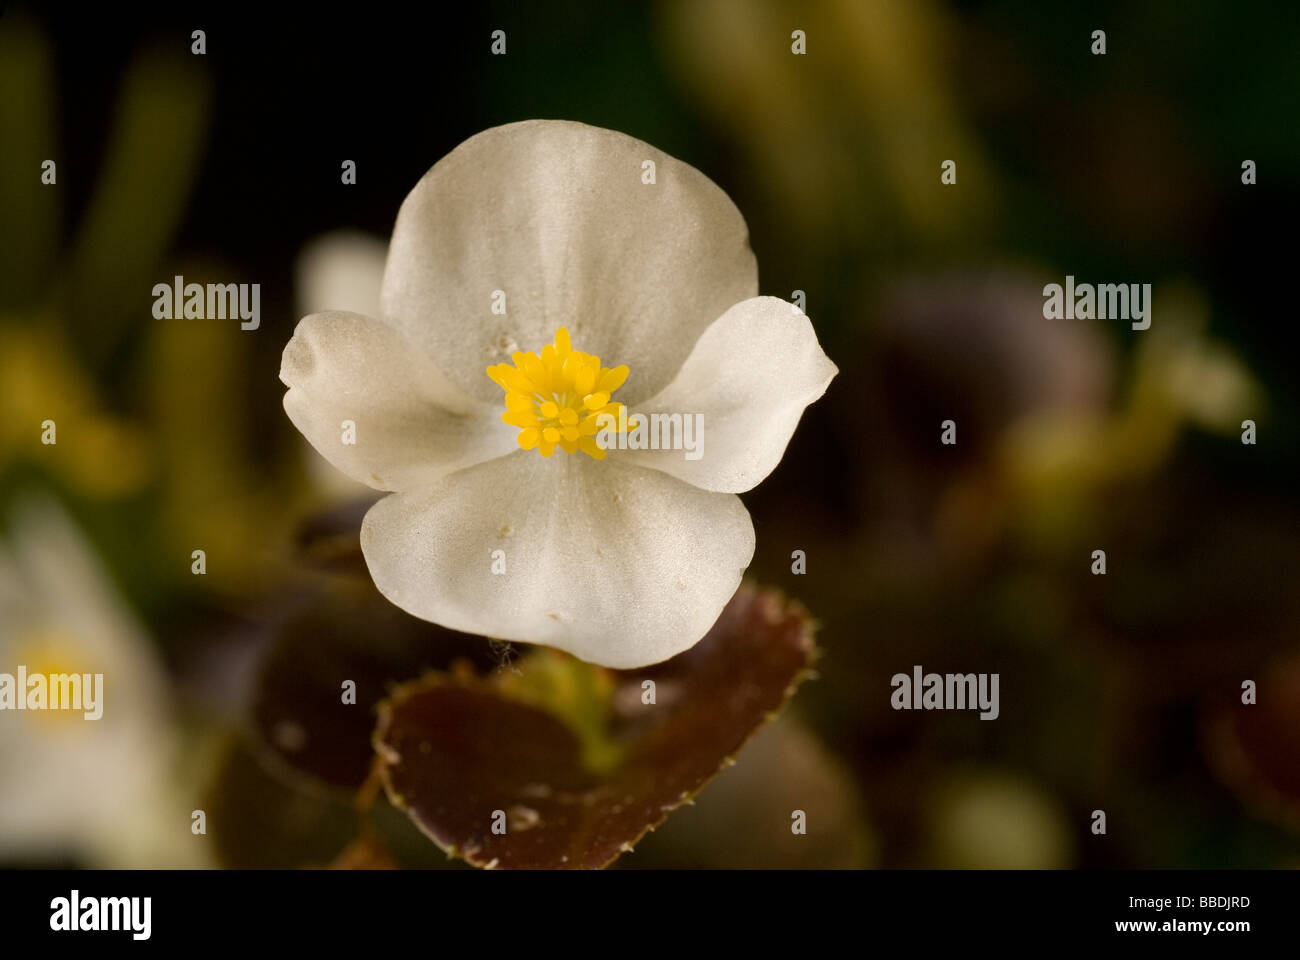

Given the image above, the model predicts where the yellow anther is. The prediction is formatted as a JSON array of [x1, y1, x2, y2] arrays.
[[487, 328, 630, 460]]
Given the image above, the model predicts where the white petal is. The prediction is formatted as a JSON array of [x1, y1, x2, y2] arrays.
[[359, 451, 755, 668], [280, 311, 515, 492], [620, 296, 837, 493], [380, 119, 758, 404], [0, 495, 175, 864]]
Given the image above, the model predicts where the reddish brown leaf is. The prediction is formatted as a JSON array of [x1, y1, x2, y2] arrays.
[[373, 584, 819, 869]]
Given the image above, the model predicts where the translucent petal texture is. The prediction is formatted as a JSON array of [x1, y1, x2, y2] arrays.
[[280, 311, 515, 492], [359, 451, 755, 668], [623, 297, 838, 492], [380, 120, 758, 405]]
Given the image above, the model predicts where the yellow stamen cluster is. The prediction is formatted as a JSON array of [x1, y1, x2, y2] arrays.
[[487, 327, 629, 459]]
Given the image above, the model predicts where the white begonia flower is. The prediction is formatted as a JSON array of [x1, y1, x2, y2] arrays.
[[280, 120, 836, 668], [0, 495, 206, 867]]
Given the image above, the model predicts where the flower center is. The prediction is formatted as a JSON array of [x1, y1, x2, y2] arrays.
[[487, 328, 628, 459], [13, 629, 96, 729]]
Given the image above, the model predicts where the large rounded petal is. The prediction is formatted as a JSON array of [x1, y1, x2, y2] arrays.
[[620, 296, 837, 493], [380, 120, 758, 405], [281, 311, 515, 492], [359, 451, 755, 668]]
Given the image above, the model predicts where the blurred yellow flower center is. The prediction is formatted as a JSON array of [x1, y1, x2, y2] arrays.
[[12, 629, 96, 729], [16, 631, 84, 683], [487, 328, 629, 459]]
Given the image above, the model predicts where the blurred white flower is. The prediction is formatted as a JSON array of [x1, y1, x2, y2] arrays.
[[280, 120, 835, 667], [0, 495, 205, 867], [294, 230, 387, 321]]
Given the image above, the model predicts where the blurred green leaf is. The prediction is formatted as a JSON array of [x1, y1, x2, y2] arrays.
[[63, 49, 210, 362]]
